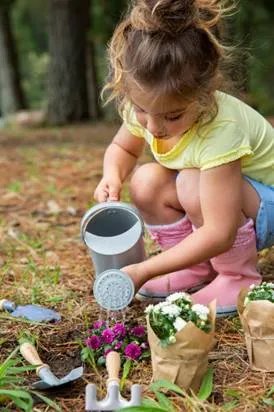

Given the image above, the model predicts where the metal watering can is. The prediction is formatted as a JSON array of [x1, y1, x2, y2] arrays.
[[81, 202, 146, 310]]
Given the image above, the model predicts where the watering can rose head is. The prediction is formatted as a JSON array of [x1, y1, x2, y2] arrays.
[[145, 292, 212, 347]]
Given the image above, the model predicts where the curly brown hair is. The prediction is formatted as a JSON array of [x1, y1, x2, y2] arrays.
[[103, 0, 235, 118]]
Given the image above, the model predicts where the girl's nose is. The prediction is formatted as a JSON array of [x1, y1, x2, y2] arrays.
[[146, 116, 166, 137]]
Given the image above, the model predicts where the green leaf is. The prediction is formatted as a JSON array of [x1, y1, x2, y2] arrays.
[[0, 376, 24, 385], [0, 389, 33, 412], [7, 365, 37, 374], [120, 359, 132, 391], [150, 380, 185, 396], [142, 398, 161, 408], [225, 389, 241, 398], [31, 390, 61, 411], [262, 398, 274, 406], [0, 389, 32, 398], [155, 391, 175, 411], [266, 385, 274, 397], [97, 356, 106, 366], [9, 395, 33, 412], [197, 367, 213, 400], [223, 400, 239, 411]]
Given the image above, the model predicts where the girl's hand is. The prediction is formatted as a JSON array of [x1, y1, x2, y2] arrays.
[[93, 177, 122, 203], [121, 263, 148, 292]]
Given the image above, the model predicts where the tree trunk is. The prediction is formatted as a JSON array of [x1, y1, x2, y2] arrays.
[[86, 39, 101, 120], [0, 1, 26, 116], [47, 0, 90, 125]]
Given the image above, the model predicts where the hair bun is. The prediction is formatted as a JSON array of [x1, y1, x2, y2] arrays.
[[131, 0, 197, 35]]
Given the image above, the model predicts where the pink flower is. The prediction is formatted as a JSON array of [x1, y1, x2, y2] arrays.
[[86, 335, 101, 350], [113, 323, 126, 339], [93, 320, 106, 329], [140, 342, 149, 350], [131, 325, 145, 338], [115, 341, 123, 350], [102, 328, 115, 344], [124, 343, 142, 360]]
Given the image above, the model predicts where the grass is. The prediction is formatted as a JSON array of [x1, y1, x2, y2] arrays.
[[0, 347, 61, 411], [0, 123, 274, 410]]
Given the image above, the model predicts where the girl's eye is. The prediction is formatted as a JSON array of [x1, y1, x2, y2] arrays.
[[165, 113, 183, 122], [134, 106, 145, 114]]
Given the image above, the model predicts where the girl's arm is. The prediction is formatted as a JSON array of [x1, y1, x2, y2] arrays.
[[123, 160, 243, 290], [94, 123, 145, 202]]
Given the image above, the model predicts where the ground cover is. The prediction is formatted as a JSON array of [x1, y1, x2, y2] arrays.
[[0, 123, 274, 411]]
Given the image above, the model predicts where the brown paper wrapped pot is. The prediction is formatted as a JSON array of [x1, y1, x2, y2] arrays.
[[147, 301, 216, 392], [238, 288, 274, 372]]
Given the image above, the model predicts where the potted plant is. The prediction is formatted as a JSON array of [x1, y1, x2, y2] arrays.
[[145, 292, 216, 392], [238, 282, 274, 371]]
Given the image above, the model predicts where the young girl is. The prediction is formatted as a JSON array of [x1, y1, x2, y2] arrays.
[[94, 0, 274, 316]]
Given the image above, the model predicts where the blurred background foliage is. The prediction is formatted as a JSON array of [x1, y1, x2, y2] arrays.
[[0, 0, 273, 125]]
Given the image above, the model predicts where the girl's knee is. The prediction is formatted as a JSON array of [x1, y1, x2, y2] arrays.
[[130, 163, 175, 209]]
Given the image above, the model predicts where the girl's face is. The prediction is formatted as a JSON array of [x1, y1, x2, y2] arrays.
[[129, 87, 199, 139]]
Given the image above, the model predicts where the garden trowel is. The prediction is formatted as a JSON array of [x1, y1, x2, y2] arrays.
[[0, 299, 61, 322], [20, 341, 83, 390]]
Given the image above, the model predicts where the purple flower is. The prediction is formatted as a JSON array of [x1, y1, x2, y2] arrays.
[[113, 323, 126, 339], [124, 343, 142, 360], [131, 325, 145, 338], [115, 341, 123, 350], [86, 335, 101, 350], [93, 320, 106, 330], [102, 328, 115, 344]]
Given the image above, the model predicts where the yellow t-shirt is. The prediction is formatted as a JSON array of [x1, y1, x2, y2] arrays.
[[123, 91, 274, 187]]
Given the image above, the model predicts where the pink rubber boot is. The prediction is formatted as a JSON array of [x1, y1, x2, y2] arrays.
[[137, 215, 216, 301], [191, 219, 262, 316]]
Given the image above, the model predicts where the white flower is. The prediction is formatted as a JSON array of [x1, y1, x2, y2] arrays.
[[192, 304, 209, 320], [268, 282, 274, 288], [167, 292, 192, 303], [145, 304, 154, 314], [249, 284, 256, 290], [153, 301, 170, 313], [161, 304, 181, 318], [168, 335, 176, 344], [174, 317, 187, 332]]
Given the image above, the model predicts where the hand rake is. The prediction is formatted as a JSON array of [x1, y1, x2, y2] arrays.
[[85, 351, 142, 411]]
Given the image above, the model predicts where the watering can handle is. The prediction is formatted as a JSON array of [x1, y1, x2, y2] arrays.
[[106, 351, 121, 384], [20, 342, 49, 376]]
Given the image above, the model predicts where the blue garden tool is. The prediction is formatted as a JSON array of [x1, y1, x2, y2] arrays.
[[0, 299, 61, 322]]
